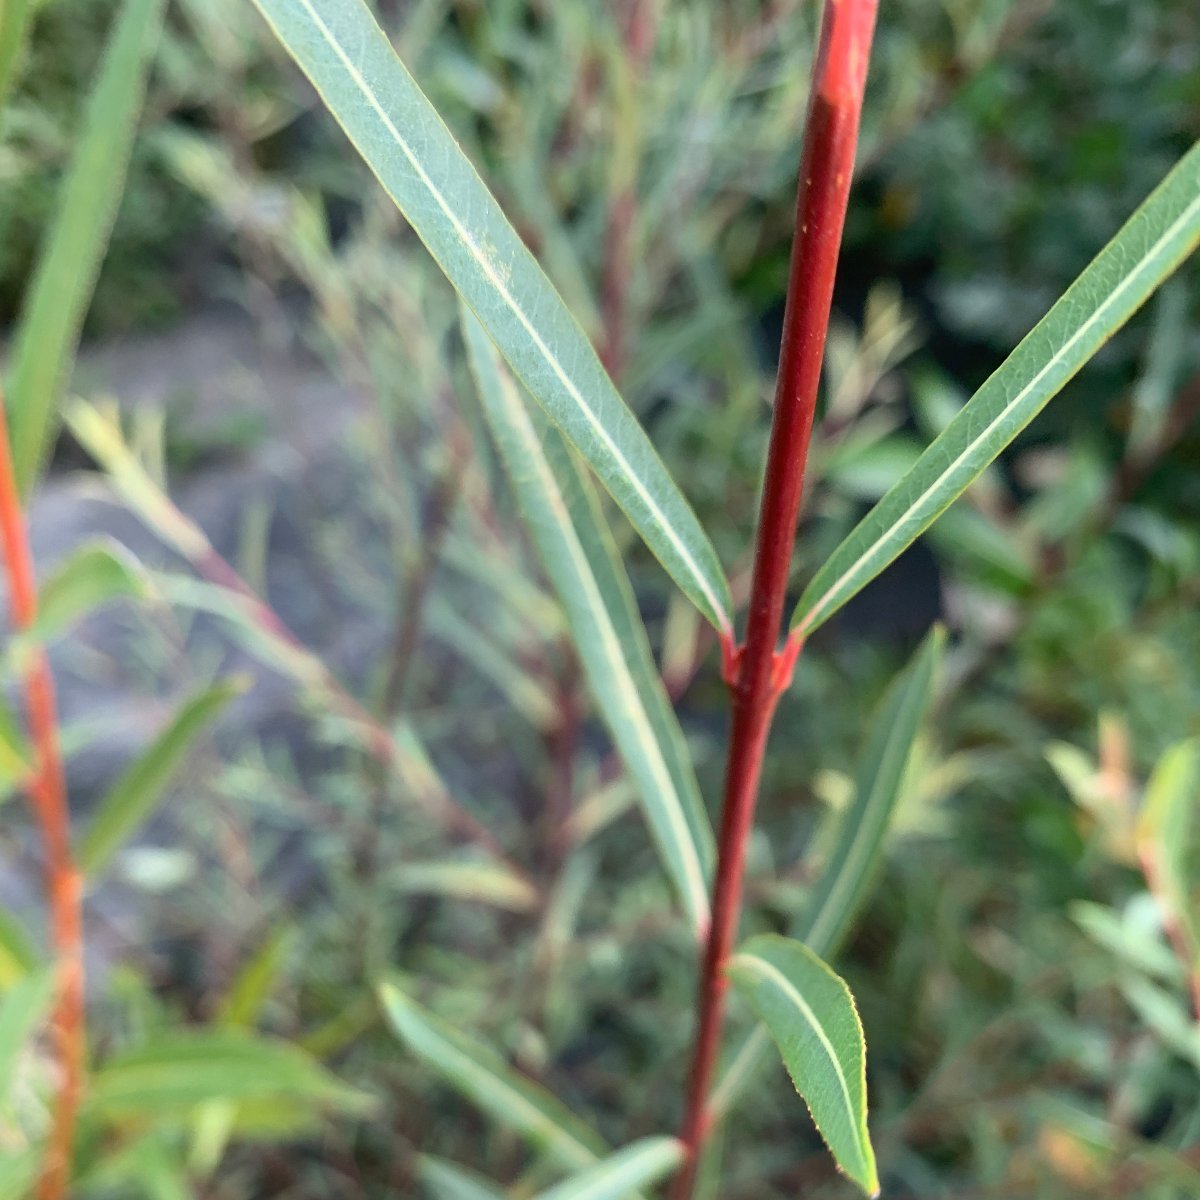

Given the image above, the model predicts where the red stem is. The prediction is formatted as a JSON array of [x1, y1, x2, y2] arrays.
[[671, 4, 879, 1195], [0, 390, 84, 1200]]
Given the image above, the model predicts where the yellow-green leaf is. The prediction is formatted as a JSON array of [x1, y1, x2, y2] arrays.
[[728, 936, 878, 1197], [5, 0, 166, 495], [80, 681, 241, 878]]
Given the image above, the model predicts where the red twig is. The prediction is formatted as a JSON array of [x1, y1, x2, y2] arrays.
[[671, 4, 879, 1195], [0, 389, 83, 1200]]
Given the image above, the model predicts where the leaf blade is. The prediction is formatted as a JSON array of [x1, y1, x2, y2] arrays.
[[247, 0, 732, 633], [417, 1156, 506, 1200], [794, 140, 1200, 635], [0, 966, 57, 1108], [463, 311, 713, 931], [27, 540, 148, 645], [710, 629, 942, 1123], [79, 681, 240, 878], [379, 980, 606, 1172], [5, 0, 166, 495], [801, 625, 944, 958], [87, 1029, 367, 1121], [728, 936, 878, 1196], [532, 1138, 684, 1200], [1137, 738, 1200, 962]]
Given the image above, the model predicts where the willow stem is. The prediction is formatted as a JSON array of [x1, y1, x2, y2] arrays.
[[671, 4, 879, 1195], [0, 389, 84, 1200]]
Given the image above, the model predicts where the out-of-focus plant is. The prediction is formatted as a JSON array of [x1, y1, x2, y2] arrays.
[[2, 0, 1198, 1196], [0, 3, 363, 1196], [235, 0, 1200, 1194]]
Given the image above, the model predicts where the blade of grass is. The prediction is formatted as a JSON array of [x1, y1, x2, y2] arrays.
[[463, 310, 713, 934], [247, 0, 733, 635], [5, 0, 165, 495], [794, 139, 1200, 636]]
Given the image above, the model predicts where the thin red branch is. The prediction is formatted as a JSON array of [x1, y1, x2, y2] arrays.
[[0, 389, 83, 1200], [672, 3, 879, 1195]]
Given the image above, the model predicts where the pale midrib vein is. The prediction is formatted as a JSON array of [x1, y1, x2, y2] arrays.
[[730, 954, 858, 1141], [800, 191, 1200, 634], [805, 708, 911, 954], [291, 0, 730, 633], [500, 379, 710, 927]]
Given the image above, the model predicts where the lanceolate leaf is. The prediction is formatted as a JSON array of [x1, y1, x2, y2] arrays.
[[728, 936, 878, 1197], [794, 140, 1200, 636], [24, 540, 147, 647], [711, 629, 942, 1122], [248, 0, 732, 634], [1137, 738, 1200, 959], [417, 1156, 505, 1200], [5, 0, 166, 495], [80, 681, 240, 878], [0, 966, 56, 1107], [379, 981, 606, 1172], [463, 310, 713, 932], [87, 1029, 366, 1119], [533, 1138, 684, 1200], [801, 625, 944, 958]]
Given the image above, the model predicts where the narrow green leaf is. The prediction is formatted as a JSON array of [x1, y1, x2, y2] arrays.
[[794, 141, 1200, 635], [379, 981, 606, 1172], [0, 694, 32, 798], [1137, 738, 1200, 959], [1071, 900, 1182, 983], [728, 936, 878, 1197], [247, 0, 732, 634], [801, 625, 944, 958], [5, 0, 166, 495], [87, 1030, 368, 1120], [533, 1138, 684, 1200], [390, 860, 539, 913], [711, 628, 942, 1123], [418, 1156, 506, 1200], [0, 966, 57, 1107], [0, 0, 34, 105], [0, 1149, 38, 1200], [0, 908, 38, 987], [24, 540, 148, 647], [463, 311, 713, 932], [217, 924, 298, 1028], [80, 681, 241, 878]]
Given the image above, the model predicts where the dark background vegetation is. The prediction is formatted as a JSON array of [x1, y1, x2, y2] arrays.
[[2, 0, 1199, 1196]]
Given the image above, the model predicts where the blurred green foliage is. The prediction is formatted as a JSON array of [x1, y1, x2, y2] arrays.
[[1, 0, 1198, 1197]]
